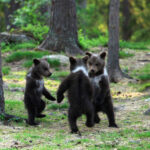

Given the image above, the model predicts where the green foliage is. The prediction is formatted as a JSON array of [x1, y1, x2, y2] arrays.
[[5, 51, 49, 62], [47, 58, 61, 68], [119, 50, 134, 59], [13, 0, 50, 27], [22, 24, 49, 42], [2, 66, 11, 75], [78, 30, 108, 49], [1, 42, 37, 53], [77, 0, 109, 38], [120, 41, 150, 50], [23, 58, 61, 68], [10, 0, 50, 42], [139, 82, 150, 92], [0, 114, 5, 121], [133, 63, 150, 81]]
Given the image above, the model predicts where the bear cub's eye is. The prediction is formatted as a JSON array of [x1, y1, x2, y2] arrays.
[[44, 67, 48, 71], [95, 64, 99, 66]]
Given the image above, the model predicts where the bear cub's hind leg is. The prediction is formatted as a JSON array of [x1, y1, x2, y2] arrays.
[[36, 100, 46, 118]]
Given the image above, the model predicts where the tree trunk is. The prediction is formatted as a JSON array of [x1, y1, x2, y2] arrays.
[[107, 0, 125, 82], [121, 0, 132, 40], [39, 0, 83, 55], [0, 46, 22, 121], [0, 47, 5, 114], [4, 0, 20, 30]]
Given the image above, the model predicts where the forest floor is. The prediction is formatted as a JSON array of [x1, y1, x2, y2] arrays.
[[0, 47, 150, 150]]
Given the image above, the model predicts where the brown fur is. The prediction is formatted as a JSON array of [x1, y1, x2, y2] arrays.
[[57, 56, 94, 134], [24, 58, 56, 126], [86, 52, 118, 128]]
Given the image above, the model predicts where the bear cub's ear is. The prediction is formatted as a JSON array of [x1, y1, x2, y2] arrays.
[[85, 52, 92, 57], [33, 59, 40, 65], [100, 52, 106, 59], [69, 57, 76, 64], [82, 55, 89, 63]]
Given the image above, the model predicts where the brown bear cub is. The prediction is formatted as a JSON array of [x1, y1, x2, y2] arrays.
[[86, 52, 118, 128], [24, 58, 56, 126], [57, 56, 94, 134]]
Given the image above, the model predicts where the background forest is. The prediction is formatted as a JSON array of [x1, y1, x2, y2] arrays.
[[1, 0, 150, 47], [0, 0, 150, 149]]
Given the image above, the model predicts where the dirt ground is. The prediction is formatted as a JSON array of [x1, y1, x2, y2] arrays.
[[0, 49, 150, 150]]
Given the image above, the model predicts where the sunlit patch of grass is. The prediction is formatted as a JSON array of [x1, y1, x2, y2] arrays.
[[5, 100, 25, 118], [14, 133, 42, 145], [135, 131, 150, 138], [3, 71, 26, 82], [44, 79, 60, 92], [113, 91, 143, 99], [5, 51, 49, 63], [2, 66, 11, 75]]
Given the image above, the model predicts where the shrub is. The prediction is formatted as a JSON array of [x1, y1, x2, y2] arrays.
[[22, 24, 49, 42], [5, 51, 49, 63], [78, 30, 108, 50], [1, 42, 37, 53]]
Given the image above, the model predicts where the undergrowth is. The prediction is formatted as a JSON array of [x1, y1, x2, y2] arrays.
[[1, 41, 37, 53], [5, 51, 49, 62]]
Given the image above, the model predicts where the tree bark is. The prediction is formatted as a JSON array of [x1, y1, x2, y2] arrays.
[[4, 0, 20, 30], [121, 0, 132, 40], [0, 47, 5, 114], [0, 46, 23, 121], [107, 0, 125, 82], [39, 0, 83, 55]]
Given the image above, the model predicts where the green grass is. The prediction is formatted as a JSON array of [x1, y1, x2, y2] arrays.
[[78, 32, 108, 49], [132, 63, 150, 81], [135, 131, 150, 138], [1, 41, 37, 53], [139, 82, 150, 91], [51, 71, 69, 80], [78, 31, 150, 50], [47, 58, 61, 68], [120, 40, 150, 50], [5, 51, 49, 63], [23, 60, 33, 68], [119, 50, 134, 59], [47, 102, 68, 110], [5, 100, 25, 117], [23, 58, 61, 68], [2, 66, 11, 75]]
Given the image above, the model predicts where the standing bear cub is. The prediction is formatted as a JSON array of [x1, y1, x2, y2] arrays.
[[24, 58, 56, 126], [57, 56, 94, 134], [86, 52, 118, 128]]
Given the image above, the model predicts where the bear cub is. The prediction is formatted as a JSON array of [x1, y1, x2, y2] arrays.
[[57, 56, 94, 134], [86, 52, 118, 128], [24, 58, 56, 126]]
